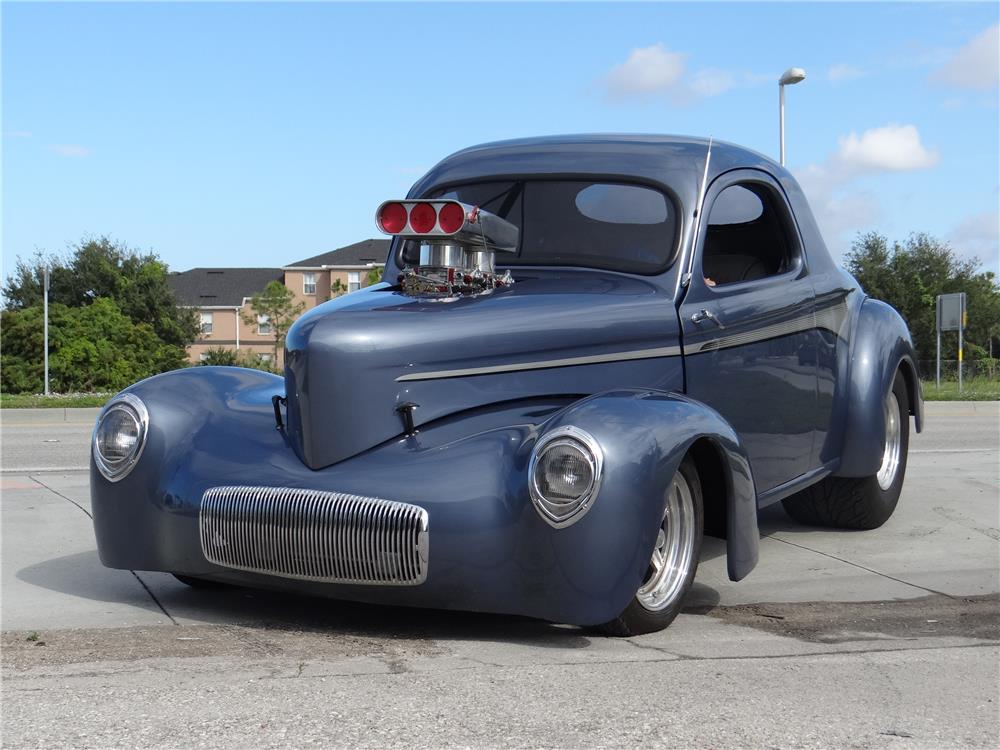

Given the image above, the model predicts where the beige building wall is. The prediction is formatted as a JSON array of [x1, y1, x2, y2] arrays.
[[187, 303, 284, 368], [183, 265, 382, 369]]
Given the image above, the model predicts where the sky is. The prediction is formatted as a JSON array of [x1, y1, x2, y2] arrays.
[[3, 1, 998, 278]]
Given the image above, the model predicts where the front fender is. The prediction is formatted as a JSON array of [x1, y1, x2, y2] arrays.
[[542, 389, 758, 585], [90, 366, 286, 570], [836, 298, 924, 477]]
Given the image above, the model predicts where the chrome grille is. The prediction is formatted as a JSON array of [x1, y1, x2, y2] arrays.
[[199, 486, 429, 585]]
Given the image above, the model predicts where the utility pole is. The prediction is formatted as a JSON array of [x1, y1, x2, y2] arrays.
[[43, 265, 50, 396]]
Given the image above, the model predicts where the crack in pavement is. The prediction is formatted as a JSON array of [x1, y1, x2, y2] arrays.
[[27, 473, 179, 626], [3, 642, 995, 684], [28, 473, 93, 519], [767, 535, 961, 600]]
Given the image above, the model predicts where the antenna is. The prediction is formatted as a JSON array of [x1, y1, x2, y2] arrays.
[[683, 137, 713, 287]]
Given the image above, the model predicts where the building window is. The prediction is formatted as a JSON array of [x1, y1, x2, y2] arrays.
[[303, 272, 316, 295], [200, 312, 214, 334], [257, 314, 272, 334], [348, 271, 361, 293]]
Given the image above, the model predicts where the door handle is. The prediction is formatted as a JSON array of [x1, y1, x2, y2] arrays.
[[691, 309, 725, 328]]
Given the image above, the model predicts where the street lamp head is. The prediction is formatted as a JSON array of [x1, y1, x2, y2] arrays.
[[779, 67, 807, 86]]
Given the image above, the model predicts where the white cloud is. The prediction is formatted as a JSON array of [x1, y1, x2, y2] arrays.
[[603, 43, 686, 99], [600, 43, 756, 103], [931, 24, 999, 90], [690, 68, 736, 97], [834, 123, 939, 175], [49, 144, 91, 158], [948, 210, 1000, 266], [827, 63, 865, 82], [793, 123, 940, 257]]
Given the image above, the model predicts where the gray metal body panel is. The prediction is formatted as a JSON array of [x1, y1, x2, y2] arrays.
[[90, 134, 922, 625]]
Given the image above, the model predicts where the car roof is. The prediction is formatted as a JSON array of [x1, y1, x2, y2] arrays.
[[395, 133, 836, 282], [406, 133, 790, 201]]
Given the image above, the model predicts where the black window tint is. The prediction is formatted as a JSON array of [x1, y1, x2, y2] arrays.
[[426, 180, 676, 274]]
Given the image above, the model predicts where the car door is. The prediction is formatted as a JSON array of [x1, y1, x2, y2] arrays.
[[679, 170, 819, 495]]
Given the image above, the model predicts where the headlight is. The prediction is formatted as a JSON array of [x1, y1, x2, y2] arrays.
[[529, 426, 603, 528], [93, 393, 148, 482]]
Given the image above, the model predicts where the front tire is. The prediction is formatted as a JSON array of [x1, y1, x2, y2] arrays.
[[782, 371, 910, 530], [598, 456, 704, 636]]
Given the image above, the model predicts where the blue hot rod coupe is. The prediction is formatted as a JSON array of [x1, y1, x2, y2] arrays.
[[91, 135, 923, 635]]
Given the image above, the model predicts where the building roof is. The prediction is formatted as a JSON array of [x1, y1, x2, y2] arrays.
[[285, 239, 390, 269], [168, 267, 283, 308]]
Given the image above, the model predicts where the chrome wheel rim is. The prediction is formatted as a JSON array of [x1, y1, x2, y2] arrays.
[[877, 390, 902, 490], [637, 471, 697, 612]]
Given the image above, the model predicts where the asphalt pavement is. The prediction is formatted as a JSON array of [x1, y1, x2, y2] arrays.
[[1, 402, 998, 748]]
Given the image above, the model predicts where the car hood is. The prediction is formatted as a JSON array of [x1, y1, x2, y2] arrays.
[[283, 270, 682, 469]]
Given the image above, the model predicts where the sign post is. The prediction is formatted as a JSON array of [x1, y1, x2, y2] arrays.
[[937, 292, 967, 393]]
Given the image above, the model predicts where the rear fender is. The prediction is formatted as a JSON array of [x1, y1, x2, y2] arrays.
[[543, 389, 759, 583], [836, 298, 924, 477]]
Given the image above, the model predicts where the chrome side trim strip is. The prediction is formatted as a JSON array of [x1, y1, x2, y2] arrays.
[[199, 486, 429, 586], [395, 346, 683, 382], [692, 301, 849, 354], [396, 301, 849, 381]]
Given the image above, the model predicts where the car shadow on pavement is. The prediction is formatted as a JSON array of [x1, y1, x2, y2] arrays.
[[16, 549, 723, 647]]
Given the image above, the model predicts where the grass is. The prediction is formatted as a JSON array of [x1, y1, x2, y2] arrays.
[[0, 392, 113, 409], [922, 378, 1000, 401]]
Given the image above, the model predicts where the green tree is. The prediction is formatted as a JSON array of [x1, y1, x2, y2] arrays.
[[199, 346, 278, 373], [845, 232, 1000, 360], [365, 265, 384, 287], [2, 237, 198, 347], [241, 281, 305, 364], [198, 347, 240, 366], [1, 298, 189, 393]]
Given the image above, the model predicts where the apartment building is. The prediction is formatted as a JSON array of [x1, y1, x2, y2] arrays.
[[168, 240, 389, 367]]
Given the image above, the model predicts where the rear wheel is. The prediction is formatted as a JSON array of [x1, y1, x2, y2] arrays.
[[598, 456, 703, 636], [782, 371, 909, 530]]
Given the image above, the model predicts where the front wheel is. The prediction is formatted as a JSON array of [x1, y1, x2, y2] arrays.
[[598, 456, 704, 636], [782, 371, 910, 530]]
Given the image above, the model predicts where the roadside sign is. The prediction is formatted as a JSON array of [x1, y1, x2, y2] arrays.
[[937, 293, 966, 332], [936, 292, 967, 392]]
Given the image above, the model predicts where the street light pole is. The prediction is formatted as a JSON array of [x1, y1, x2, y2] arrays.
[[778, 67, 807, 166], [43, 265, 50, 396]]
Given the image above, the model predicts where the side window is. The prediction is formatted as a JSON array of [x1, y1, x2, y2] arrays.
[[702, 183, 797, 287]]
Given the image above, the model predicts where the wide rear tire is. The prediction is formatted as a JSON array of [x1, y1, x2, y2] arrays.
[[782, 371, 909, 530], [598, 456, 704, 636]]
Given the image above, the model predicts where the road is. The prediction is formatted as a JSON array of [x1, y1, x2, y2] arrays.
[[1, 402, 998, 748]]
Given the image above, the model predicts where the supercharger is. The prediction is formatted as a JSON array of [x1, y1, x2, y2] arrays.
[[376, 200, 518, 299]]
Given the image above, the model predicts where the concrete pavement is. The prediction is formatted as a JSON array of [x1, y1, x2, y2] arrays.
[[1, 401, 998, 748]]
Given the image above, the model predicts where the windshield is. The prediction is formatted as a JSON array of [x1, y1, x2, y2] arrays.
[[411, 180, 678, 275]]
